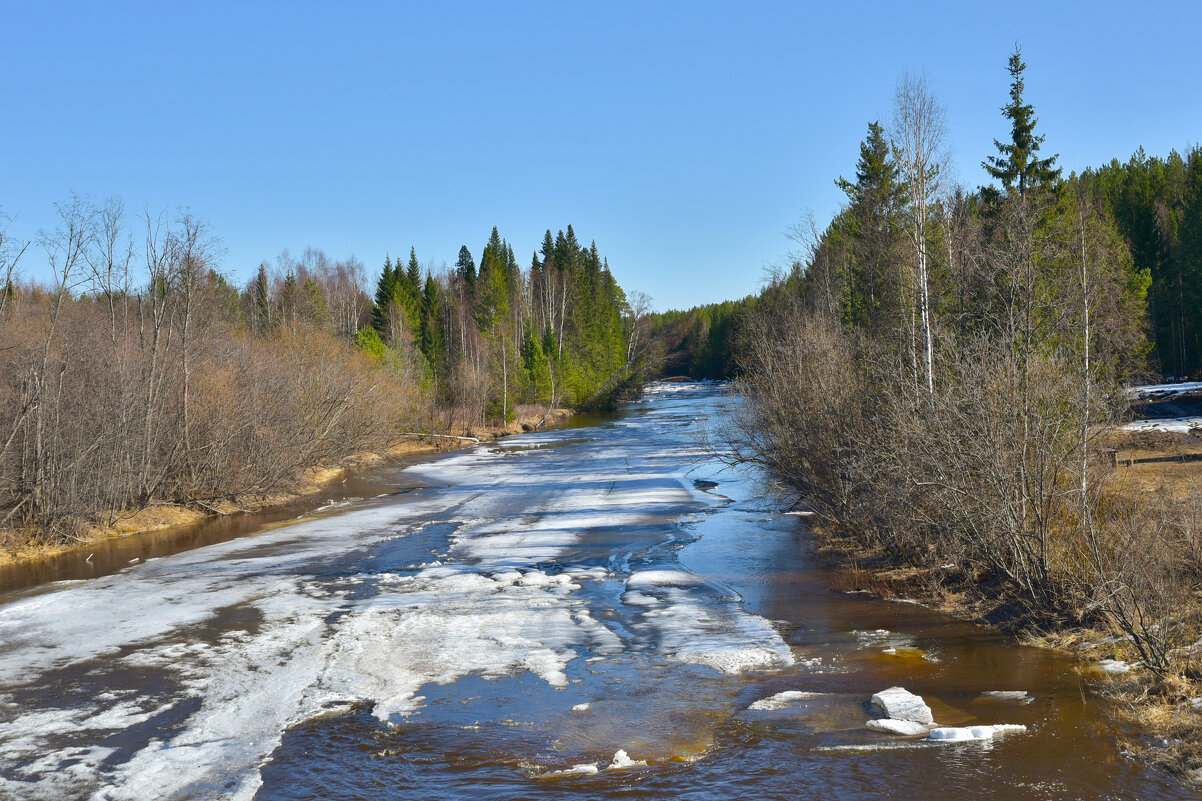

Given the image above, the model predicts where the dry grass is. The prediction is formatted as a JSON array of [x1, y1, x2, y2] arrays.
[[1098, 672, 1202, 780], [1102, 427, 1202, 500]]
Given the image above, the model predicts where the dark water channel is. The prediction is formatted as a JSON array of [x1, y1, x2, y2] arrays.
[[0, 383, 1189, 800]]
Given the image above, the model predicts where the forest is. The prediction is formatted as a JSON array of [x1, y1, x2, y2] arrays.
[[0, 209, 649, 546], [677, 48, 1202, 771]]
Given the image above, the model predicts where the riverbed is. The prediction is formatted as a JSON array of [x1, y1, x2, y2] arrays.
[[0, 382, 1188, 799]]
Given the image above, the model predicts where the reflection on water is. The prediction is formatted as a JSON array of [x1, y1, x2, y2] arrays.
[[0, 383, 1190, 800]]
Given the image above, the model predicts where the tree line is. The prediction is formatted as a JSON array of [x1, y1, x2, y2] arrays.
[[728, 47, 1199, 680], [1080, 147, 1202, 379], [362, 224, 651, 430], [0, 203, 648, 546]]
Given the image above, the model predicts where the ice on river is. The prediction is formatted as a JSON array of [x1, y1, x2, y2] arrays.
[[0, 390, 796, 800], [927, 724, 1027, 742], [870, 687, 934, 725], [748, 690, 826, 711], [1127, 381, 1202, 400], [1122, 416, 1202, 434]]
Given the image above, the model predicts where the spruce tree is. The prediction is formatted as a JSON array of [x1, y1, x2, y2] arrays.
[[254, 263, 270, 333], [402, 247, 423, 333], [983, 45, 1061, 199], [455, 245, 476, 287], [372, 255, 395, 334], [405, 247, 422, 296], [420, 272, 447, 376], [836, 121, 903, 330]]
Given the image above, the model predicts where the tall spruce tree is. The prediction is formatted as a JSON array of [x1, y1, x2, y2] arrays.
[[372, 255, 396, 334], [983, 45, 1061, 199], [420, 272, 447, 377], [836, 121, 904, 331], [405, 248, 422, 295], [455, 245, 476, 288]]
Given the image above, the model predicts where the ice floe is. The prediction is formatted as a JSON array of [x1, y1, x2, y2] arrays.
[[980, 690, 1034, 704], [870, 686, 934, 724], [544, 762, 600, 776], [608, 749, 647, 769], [747, 690, 826, 711], [927, 724, 1027, 742], [853, 629, 915, 651], [624, 568, 794, 675], [1096, 659, 1134, 674], [865, 718, 931, 736]]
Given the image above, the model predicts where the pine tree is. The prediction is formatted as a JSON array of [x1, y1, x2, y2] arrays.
[[983, 45, 1061, 199]]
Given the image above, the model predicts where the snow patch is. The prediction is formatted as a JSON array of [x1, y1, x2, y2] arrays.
[[1122, 417, 1202, 434], [1127, 381, 1202, 400]]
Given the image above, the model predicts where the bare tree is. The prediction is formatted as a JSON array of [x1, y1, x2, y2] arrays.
[[0, 209, 29, 321], [625, 290, 654, 362], [892, 72, 947, 394]]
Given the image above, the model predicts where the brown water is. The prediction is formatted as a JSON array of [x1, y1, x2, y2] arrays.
[[0, 383, 1189, 800]]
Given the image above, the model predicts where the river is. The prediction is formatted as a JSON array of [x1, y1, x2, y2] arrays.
[[0, 382, 1189, 800]]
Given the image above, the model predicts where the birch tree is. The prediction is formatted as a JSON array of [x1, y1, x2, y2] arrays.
[[891, 72, 947, 395]]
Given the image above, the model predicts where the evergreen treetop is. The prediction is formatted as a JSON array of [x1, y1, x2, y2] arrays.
[[983, 45, 1061, 198], [455, 245, 476, 286]]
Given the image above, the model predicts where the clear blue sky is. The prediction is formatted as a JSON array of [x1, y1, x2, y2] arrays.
[[3, 1, 1199, 311]]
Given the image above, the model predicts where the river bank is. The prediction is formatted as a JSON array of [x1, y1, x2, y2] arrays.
[[798, 418, 1202, 784], [0, 407, 575, 571]]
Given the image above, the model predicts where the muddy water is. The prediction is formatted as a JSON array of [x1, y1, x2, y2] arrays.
[[0, 383, 1188, 800]]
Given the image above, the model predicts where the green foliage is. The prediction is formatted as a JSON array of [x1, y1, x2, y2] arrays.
[[649, 299, 750, 379], [372, 255, 395, 335], [419, 272, 447, 377], [521, 332, 553, 402], [835, 121, 906, 331], [363, 224, 642, 419], [1081, 145, 1202, 377], [355, 326, 388, 362], [455, 245, 476, 287]]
